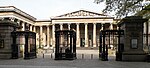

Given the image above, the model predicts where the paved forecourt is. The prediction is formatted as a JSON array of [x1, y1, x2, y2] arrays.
[[0, 58, 150, 68]]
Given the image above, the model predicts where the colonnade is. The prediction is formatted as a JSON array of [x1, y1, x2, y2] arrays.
[[50, 23, 113, 47], [15, 17, 114, 48]]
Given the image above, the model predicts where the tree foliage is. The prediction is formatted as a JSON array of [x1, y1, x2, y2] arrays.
[[94, 0, 150, 18]]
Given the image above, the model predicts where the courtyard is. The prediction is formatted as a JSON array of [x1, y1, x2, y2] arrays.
[[0, 57, 150, 68]]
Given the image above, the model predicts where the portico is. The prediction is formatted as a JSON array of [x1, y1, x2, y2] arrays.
[[50, 10, 115, 47], [0, 6, 115, 50]]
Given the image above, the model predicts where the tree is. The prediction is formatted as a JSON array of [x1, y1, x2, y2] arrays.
[[94, 0, 150, 18]]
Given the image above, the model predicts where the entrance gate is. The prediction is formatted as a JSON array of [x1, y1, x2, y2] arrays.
[[55, 30, 76, 60], [99, 30, 124, 61], [11, 31, 36, 59]]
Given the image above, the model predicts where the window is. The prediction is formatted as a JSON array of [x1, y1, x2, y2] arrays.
[[0, 39, 4, 48], [131, 39, 138, 49]]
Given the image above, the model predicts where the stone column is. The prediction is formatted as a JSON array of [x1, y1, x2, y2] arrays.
[[21, 22, 25, 31], [17, 20, 20, 31], [47, 26, 50, 46], [33, 26, 36, 32], [76, 23, 80, 47], [30, 25, 32, 31], [10, 17, 15, 22], [60, 24, 63, 46], [68, 23, 71, 45], [25, 23, 28, 31], [148, 21, 150, 34], [144, 22, 146, 34], [52, 24, 55, 47], [60, 24, 63, 30], [17, 20, 20, 24], [68, 23, 71, 30], [110, 23, 113, 30], [49, 26, 52, 46], [93, 23, 97, 47], [85, 23, 88, 47], [100, 23, 104, 30], [40, 26, 43, 47], [110, 23, 113, 45]]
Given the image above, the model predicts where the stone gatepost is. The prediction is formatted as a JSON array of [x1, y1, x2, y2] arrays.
[[118, 16, 148, 61], [0, 18, 18, 59]]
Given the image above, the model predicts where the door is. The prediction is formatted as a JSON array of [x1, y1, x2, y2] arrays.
[[18, 45, 24, 58], [80, 38, 85, 47]]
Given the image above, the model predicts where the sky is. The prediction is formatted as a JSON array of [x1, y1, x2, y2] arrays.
[[0, 0, 106, 20]]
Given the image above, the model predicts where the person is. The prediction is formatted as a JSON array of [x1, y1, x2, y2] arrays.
[[65, 47, 70, 53], [110, 45, 113, 49]]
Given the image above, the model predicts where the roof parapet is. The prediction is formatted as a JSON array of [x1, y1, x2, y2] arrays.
[[0, 6, 36, 21]]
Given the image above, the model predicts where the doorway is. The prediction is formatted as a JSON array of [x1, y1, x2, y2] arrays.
[[18, 45, 24, 58], [80, 38, 85, 47]]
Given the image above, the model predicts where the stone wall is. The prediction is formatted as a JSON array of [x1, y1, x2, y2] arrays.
[[119, 16, 148, 61], [0, 22, 15, 59]]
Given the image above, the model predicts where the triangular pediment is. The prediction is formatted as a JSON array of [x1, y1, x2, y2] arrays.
[[56, 10, 107, 18]]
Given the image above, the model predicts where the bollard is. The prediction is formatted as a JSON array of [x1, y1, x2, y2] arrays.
[[43, 53, 44, 58], [91, 54, 93, 59], [51, 53, 53, 59], [82, 54, 84, 59]]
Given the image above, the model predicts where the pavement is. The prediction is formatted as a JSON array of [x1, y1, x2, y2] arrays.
[[0, 58, 150, 68], [0, 49, 150, 68]]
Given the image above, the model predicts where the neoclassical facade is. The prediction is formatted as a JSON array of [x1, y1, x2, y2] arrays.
[[0, 6, 117, 49]]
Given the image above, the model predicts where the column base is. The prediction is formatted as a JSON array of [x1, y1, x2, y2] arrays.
[[93, 44, 97, 47], [85, 44, 88, 47], [76, 44, 80, 47], [52, 45, 55, 47]]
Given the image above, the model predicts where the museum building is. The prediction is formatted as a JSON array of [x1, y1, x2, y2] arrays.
[[0, 6, 117, 58]]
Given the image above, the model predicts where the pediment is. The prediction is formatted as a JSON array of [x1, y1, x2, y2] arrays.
[[56, 10, 107, 18]]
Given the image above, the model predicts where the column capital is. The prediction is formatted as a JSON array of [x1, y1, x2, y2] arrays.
[[101, 23, 104, 25], [0, 17, 4, 20], [52, 24, 55, 25], [68, 23, 71, 30], [59, 23, 63, 25], [93, 23, 97, 25], [110, 22, 113, 24], [110, 23, 113, 30], [46, 25, 50, 27], [76, 23, 80, 25], [68, 23, 71, 25], [84, 23, 88, 25], [29, 24, 32, 26], [39, 25, 43, 27], [9, 17, 15, 22], [21, 21, 25, 24], [101, 23, 105, 27]]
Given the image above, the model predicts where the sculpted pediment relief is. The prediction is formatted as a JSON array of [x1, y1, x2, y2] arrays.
[[56, 10, 107, 18]]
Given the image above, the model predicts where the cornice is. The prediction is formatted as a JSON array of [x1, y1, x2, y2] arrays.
[[0, 6, 36, 21]]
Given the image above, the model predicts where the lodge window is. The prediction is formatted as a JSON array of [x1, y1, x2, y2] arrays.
[[131, 39, 138, 49], [0, 39, 4, 48]]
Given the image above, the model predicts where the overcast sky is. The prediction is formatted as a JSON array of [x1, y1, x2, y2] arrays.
[[0, 0, 105, 20]]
